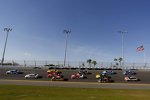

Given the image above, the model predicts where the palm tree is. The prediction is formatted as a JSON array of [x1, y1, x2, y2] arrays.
[[118, 57, 123, 67], [118, 57, 123, 61], [114, 57, 123, 67], [114, 58, 118, 68], [92, 60, 97, 68], [114, 58, 117, 62], [87, 59, 92, 68]]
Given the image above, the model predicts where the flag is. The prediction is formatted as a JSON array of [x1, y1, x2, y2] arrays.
[[136, 45, 144, 52]]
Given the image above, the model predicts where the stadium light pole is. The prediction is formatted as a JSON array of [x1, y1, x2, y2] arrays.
[[1, 28, 12, 65], [63, 29, 71, 67], [118, 30, 128, 68]]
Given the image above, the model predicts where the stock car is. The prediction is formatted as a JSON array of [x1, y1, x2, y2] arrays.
[[124, 76, 140, 81], [97, 74, 114, 83], [6, 70, 23, 74], [50, 76, 68, 81], [123, 70, 136, 75], [101, 70, 116, 76], [96, 74, 111, 79], [25, 74, 39, 79], [78, 70, 92, 75], [71, 73, 87, 79], [47, 71, 63, 78], [47, 69, 61, 74], [96, 74, 101, 79]]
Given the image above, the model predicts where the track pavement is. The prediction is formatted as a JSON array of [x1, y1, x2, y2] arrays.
[[1, 79, 150, 89], [0, 66, 150, 89]]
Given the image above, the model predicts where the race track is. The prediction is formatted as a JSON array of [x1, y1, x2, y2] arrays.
[[1, 66, 150, 89]]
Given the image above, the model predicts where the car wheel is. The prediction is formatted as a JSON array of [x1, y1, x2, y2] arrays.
[[25, 77, 29, 79]]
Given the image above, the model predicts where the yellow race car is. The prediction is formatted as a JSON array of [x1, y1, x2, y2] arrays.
[[96, 74, 100, 79], [47, 69, 61, 74], [96, 74, 111, 79]]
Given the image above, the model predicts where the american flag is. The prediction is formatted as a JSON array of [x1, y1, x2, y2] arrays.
[[136, 45, 144, 52]]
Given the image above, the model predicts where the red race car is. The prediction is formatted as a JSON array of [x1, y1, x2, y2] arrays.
[[47, 72, 63, 78], [70, 73, 87, 79]]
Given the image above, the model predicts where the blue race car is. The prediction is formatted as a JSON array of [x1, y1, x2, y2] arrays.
[[101, 70, 117, 76], [123, 70, 136, 75]]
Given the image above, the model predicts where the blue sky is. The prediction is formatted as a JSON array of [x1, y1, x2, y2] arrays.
[[0, 0, 150, 63]]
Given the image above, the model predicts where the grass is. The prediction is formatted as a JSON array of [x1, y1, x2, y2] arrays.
[[0, 85, 150, 100]]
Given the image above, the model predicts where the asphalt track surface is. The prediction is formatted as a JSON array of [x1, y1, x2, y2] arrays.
[[1, 79, 150, 89], [1, 66, 150, 89]]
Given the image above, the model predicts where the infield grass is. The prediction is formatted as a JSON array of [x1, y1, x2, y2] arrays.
[[0, 85, 150, 100]]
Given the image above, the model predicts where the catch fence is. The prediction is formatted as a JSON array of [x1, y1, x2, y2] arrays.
[[0, 60, 150, 69]]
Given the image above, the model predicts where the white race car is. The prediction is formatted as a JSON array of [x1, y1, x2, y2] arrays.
[[6, 70, 23, 74], [124, 76, 140, 81], [25, 74, 39, 79]]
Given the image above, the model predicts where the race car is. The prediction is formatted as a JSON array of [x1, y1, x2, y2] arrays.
[[47, 72, 63, 79], [107, 70, 117, 74], [96, 73, 111, 79], [6, 70, 23, 74], [47, 69, 61, 74], [78, 70, 92, 75], [123, 70, 136, 75], [50, 76, 68, 81], [124, 76, 140, 81], [101, 70, 116, 75], [71, 73, 87, 79], [97, 75, 114, 83], [47, 70, 66, 81], [25, 74, 39, 79], [96, 74, 101, 79]]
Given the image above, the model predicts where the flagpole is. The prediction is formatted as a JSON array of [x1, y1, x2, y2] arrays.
[[118, 31, 128, 69], [144, 51, 145, 63], [144, 50, 146, 68]]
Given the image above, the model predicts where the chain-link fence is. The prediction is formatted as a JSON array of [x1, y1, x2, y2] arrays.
[[0, 60, 150, 69]]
